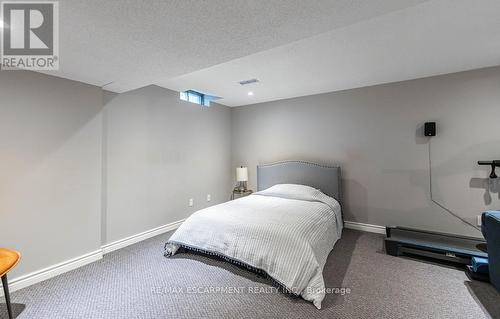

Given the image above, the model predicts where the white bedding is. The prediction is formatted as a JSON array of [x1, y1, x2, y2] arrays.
[[164, 184, 343, 309]]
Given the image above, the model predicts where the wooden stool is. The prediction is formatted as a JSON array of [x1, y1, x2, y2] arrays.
[[0, 248, 21, 319]]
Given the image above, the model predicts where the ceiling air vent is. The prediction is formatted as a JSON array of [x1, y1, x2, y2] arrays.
[[238, 78, 259, 85]]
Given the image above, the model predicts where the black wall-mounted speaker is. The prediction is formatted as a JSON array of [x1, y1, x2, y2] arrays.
[[424, 122, 436, 137]]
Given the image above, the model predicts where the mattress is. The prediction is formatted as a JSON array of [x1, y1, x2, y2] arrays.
[[164, 184, 343, 309]]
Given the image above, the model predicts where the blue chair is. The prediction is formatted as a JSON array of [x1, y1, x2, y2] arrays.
[[482, 211, 500, 292]]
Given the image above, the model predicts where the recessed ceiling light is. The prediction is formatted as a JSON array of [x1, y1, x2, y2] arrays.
[[248, 92, 254, 96]]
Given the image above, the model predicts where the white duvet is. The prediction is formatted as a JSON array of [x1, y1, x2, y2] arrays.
[[164, 184, 343, 309]]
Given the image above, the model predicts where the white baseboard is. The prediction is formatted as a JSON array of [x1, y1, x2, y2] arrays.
[[101, 218, 185, 254], [345, 220, 386, 234], [1, 218, 186, 296], [0, 249, 103, 297], [1, 219, 382, 296]]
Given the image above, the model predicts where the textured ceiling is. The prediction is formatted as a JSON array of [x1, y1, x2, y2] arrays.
[[158, 0, 500, 106], [37, 0, 500, 106], [40, 0, 428, 92]]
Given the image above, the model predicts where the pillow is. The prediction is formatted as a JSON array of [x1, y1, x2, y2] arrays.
[[255, 183, 342, 236], [255, 183, 322, 200]]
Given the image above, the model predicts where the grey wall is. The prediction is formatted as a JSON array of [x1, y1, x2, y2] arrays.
[[103, 86, 232, 244], [2, 66, 499, 281], [232, 67, 500, 237], [0, 75, 232, 280], [0, 71, 103, 278]]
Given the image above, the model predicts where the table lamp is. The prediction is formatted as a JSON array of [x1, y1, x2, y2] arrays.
[[236, 166, 248, 192]]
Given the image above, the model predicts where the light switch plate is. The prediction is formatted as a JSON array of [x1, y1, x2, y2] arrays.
[[207, 194, 211, 202], [189, 198, 194, 207]]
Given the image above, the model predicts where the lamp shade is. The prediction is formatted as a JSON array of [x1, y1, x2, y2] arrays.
[[236, 166, 248, 182]]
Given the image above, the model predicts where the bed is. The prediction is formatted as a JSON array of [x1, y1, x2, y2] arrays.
[[164, 161, 342, 309]]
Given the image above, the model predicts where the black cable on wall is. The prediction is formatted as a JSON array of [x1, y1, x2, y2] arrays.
[[427, 140, 481, 233]]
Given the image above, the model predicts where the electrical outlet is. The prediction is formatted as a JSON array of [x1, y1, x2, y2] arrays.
[[207, 194, 211, 202], [477, 215, 482, 226], [189, 198, 194, 207]]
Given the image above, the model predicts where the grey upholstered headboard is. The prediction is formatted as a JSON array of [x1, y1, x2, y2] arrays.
[[257, 161, 342, 204]]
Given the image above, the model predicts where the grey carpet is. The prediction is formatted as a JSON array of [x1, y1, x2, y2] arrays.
[[1, 229, 499, 319]]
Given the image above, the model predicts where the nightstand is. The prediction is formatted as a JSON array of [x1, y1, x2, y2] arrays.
[[231, 190, 253, 200]]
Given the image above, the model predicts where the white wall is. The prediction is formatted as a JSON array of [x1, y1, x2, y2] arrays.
[[0, 71, 103, 278], [103, 86, 232, 244], [232, 67, 500, 237]]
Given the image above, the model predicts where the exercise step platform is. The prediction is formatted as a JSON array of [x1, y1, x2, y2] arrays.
[[385, 226, 487, 265]]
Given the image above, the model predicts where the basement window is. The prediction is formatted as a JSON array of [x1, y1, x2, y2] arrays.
[[180, 90, 220, 107]]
